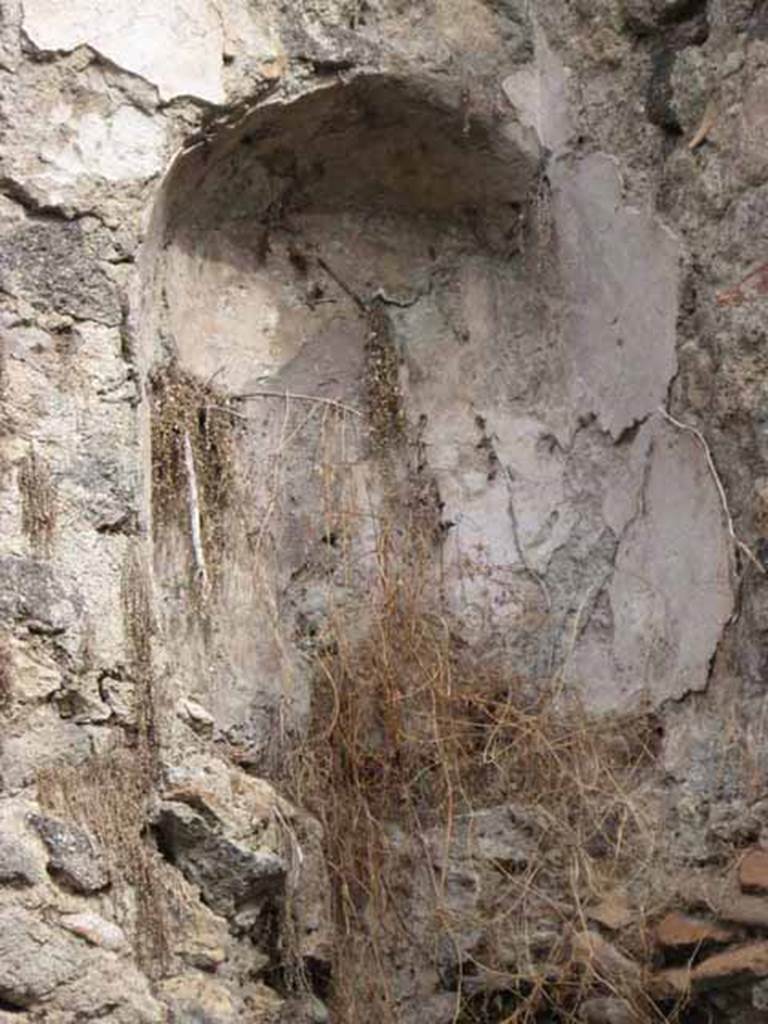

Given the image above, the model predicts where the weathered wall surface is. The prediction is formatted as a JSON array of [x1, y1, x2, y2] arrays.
[[2, 0, 768, 1021]]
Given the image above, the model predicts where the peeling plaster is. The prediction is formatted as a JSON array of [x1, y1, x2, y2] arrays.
[[552, 153, 680, 440], [568, 418, 734, 709]]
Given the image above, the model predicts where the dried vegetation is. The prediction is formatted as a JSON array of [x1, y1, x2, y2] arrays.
[[19, 445, 57, 556], [365, 300, 405, 453], [37, 748, 170, 973], [149, 362, 241, 597], [36, 545, 170, 974], [274, 450, 671, 1023]]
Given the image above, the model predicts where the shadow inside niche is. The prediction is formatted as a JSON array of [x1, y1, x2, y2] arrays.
[[158, 74, 539, 399]]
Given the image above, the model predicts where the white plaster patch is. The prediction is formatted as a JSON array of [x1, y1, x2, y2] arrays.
[[166, 242, 284, 392], [552, 153, 680, 439], [41, 106, 166, 184], [21, 0, 225, 103], [493, 416, 578, 574], [568, 418, 734, 709], [502, 24, 572, 154]]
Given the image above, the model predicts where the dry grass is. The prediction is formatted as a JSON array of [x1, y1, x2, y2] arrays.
[[37, 748, 170, 975], [196, 385, 676, 1021], [141, 362, 676, 1018], [365, 301, 405, 453], [37, 543, 170, 975], [0, 635, 11, 711], [277, 510, 668, 1023], [149, 362, 241, 598], [121, 542, 159, 765], [19, 445, 57, 556]]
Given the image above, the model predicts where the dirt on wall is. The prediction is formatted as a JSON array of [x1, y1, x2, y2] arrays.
[[2, 0, 768, 1021]]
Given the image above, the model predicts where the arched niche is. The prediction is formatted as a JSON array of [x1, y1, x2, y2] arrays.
[[134, 72, 576, 758], [134, 61, 734, 746]]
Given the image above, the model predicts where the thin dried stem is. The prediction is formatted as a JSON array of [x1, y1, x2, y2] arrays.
[[658, 406, 765, 576], [182, 429, 209, 593], [234, 390, 363, 417]]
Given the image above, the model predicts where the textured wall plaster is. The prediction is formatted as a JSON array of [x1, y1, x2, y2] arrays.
[[568, 419, 735, 708], [553, 153, 681, 440], [142, 66, 730, 729]]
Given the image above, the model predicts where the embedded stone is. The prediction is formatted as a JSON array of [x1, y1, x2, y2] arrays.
[[153, 800, 285, 918], [0, 830, 44, 887], [0, 220, 121, 326], [739, 848, 768, 893], [719, 895, 768, 930], [652, 941, 768, 996], [158, 974, 237, 1023], [581, 996, 641, 1024], [587, 891, 633, 932], [60, 912, 126, 950], [22, 0, 226, 103], [177, 696, 215, 736], [571, 931, 641, 986], [0, 907, 84, 1006], [655, 912, 734, 949], [29, 813, 109, 893]]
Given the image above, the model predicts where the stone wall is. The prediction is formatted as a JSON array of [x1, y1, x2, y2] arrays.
[[2, 0, 768, 1021]]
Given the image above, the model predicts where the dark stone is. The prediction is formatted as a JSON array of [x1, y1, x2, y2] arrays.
[[28, 814, 109, 893], [621, 0, 708, 42], [479, 0, 533, 60], [0, 219, 121, 325], [646, 47, 681, 134], [153, 802, 285, 918]]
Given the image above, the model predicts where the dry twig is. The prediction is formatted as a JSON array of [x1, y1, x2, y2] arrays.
[[657, 406, 765, 575]]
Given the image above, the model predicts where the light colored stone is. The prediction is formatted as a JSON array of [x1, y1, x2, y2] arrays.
[[552, 153, 680, 440], [22, 0, 226, 102], [0, 906, 84, 1006], [587, 891, 633, 932], [655, 912, 734, 949], [502, 23, 572, 154], [569, 418, 734, 709], [41, 105, 167, 185], [581, 997, 641, 1024], [177, 696, 215, 736], [53, 955, 165, 1023], [173, 896, 230, 971], [5, 636, 62, 704], [248, 982, 285, 1022], [571, 930, 642, 986], [59, 912, 126, 950], [0, 802, 47, 887], [652, 941, 768, 996], [1, 710, 93, 793], [158, 974, 238, 1023]]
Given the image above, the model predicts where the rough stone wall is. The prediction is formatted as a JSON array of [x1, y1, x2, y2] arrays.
[[2, 0, 768, 1021]]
